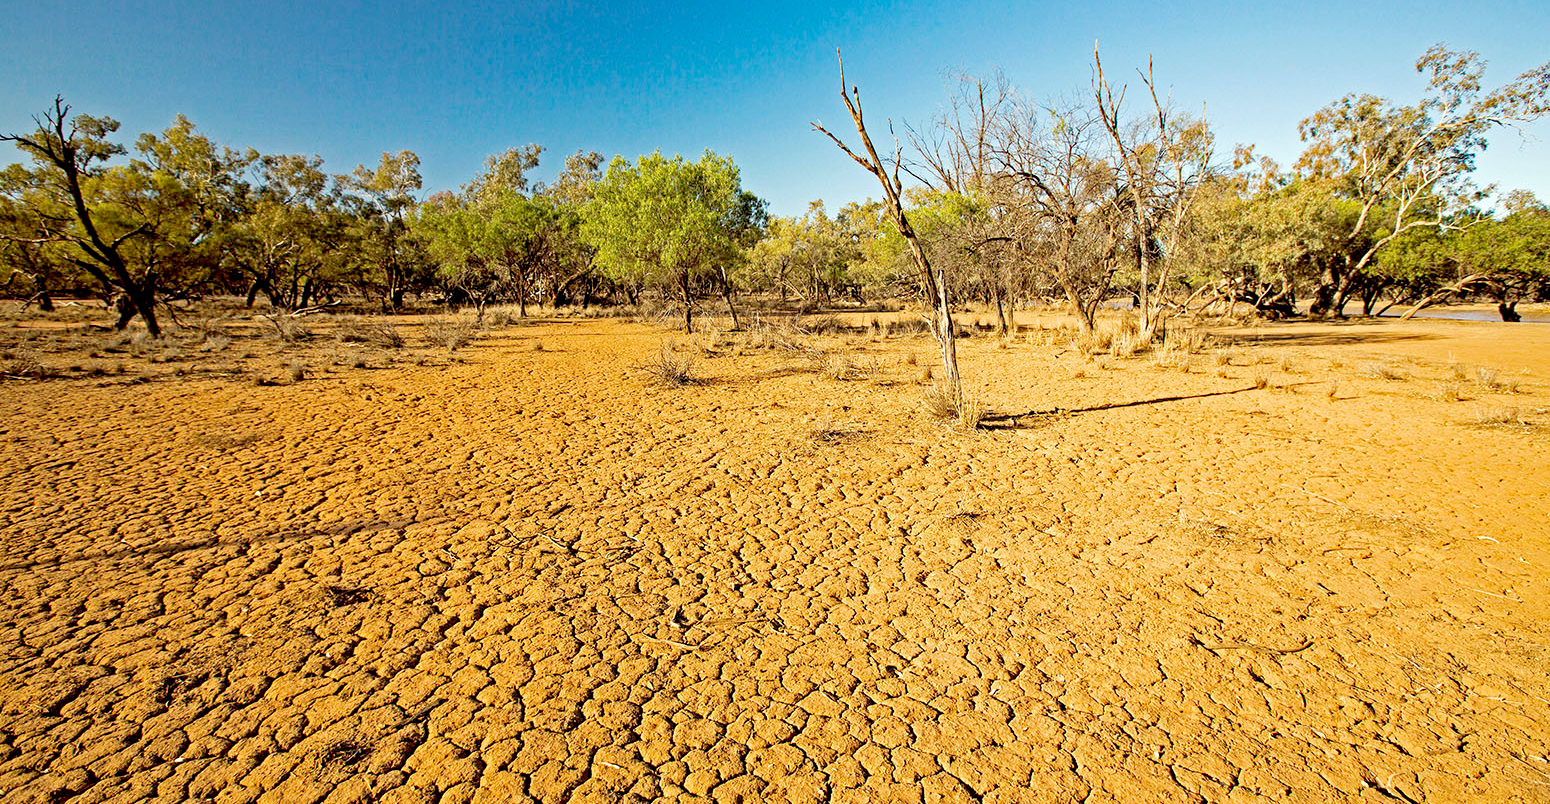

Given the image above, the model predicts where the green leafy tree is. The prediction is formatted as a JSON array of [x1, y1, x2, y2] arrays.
[[581, 150, 753, 332], [1295, 45, 1550, 316]]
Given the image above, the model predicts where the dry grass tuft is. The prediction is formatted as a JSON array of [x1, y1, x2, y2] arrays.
[[1474, 366, 1522, 394], [1250, 368, 1269, 390], [1465, 406, 1531, 429], [1432, 379, 1470, 402], [263, 314, 312, 342], [645, 341, 697, 387], [1163, 327, 1209, 355], [1359, 362, 1408, 381], [337, 318, 405, 349], [424, 317, 479, 351], [923, 383, 987, 429]]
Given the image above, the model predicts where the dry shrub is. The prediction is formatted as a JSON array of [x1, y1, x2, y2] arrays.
[[1466, 406, 1529, 429], [1163, 327, 1208, 355], [0, 350, 48, 379], [338, 318, 405, 349], [1359, 362, 1408, 381], [287, 363, 308, 383], [885, 318, 933, 337], [424, 316, 479, 351], [1278, 355, 1298, 373], [1250, 367, 1269, 390], [923, 383, 986, 429], [264, 314, 312, 342], [1212, 348, 1235, 366], [645, 341, 697, 387], [797, 314, 849, 335], [1105, 317, 1149, 358], [1077, 329, 1113, 355], [1475, 366, 1521, 393]]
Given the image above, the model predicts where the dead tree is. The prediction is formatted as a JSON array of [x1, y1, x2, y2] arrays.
[[812, 52, 964, 414]]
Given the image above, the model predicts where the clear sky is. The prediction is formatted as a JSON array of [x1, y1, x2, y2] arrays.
[[2, 0, 1546, 216]]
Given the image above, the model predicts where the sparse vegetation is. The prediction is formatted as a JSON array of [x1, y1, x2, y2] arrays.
[[644, 341, 697, 387]]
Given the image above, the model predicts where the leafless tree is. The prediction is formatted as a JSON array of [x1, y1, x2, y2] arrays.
[[813, 52, 964, 413]]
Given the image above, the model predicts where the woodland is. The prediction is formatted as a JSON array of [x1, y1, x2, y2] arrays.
[[2, 46, 1548, 379]]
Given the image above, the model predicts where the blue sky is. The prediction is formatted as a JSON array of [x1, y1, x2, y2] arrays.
[[2, 0, 1546, 216]]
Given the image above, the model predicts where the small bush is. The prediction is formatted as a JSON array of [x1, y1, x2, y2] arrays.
[[1466, 406, 1529, 428], [264, 314, 312, 342], [338, 319, 405, 349], [645, 341, 697, 387], [288, 363, 307, 383], [1475, 366, 1521, 393], [424, 317, 478, 351], [1359, 362, 1408, 381], [1250, 368, 1269, 389], [923, 383, 986, 429]]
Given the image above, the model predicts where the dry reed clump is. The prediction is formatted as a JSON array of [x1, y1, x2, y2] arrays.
[[1474, 366, 1522, 394], [1464, 406, 1531, 429], [263, 314, 312, 342], [1163, 326, 1209, 355], [644, 341, 697, 387], [336, 318, 405, 349], [796, 314, 849, 335], [424, 316, 479, 351], [1250, 367, 1270, 390], [1359, 362, 1408, 381], [0, 349, 49, 380], [922, 383, 987, 429]]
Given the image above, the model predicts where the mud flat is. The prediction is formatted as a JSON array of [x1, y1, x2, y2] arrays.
[[1, 313, 1547, 802]]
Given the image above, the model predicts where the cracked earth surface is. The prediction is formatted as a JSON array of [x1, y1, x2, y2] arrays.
[[2, 315, 1548, 803]]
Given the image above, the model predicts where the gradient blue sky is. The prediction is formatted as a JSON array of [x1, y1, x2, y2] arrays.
[[2, 0, 1546, 216]]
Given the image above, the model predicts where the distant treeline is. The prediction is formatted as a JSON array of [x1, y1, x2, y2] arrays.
[[3, 46, 1548, 333]]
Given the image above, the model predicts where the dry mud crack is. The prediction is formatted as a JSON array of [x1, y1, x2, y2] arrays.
[[2, 318, 1548, 802]]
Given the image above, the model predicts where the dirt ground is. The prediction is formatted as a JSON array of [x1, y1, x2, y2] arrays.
[[1, 303, 1548, 803]]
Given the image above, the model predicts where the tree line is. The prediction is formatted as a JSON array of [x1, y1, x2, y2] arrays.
[[2, 45, 1547, 337]]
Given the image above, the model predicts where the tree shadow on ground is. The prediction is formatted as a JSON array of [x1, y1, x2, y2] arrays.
[[979, 385, 1266, 430], [1221, 323, 1439, 348]]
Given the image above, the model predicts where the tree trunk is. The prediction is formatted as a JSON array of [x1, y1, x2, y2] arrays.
[[680, 271, 693, 333], [934, 268, 961, 396], [718, 266, 741, 330]]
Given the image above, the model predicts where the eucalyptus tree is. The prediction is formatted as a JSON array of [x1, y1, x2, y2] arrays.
[[1, 99, 251, 333], [1296, 45, 1550, 316], [343, 150, 426, 310], [581, 150, 753, 332]]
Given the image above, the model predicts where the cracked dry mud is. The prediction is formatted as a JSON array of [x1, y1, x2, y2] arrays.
[[2, 316, 1548, 803]]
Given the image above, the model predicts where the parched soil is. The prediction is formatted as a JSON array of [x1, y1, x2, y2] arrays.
[[1, 311, 1548, 803]]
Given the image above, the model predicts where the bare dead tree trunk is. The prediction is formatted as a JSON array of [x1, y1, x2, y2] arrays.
[[813, 52, 963, 415]]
